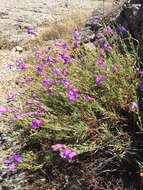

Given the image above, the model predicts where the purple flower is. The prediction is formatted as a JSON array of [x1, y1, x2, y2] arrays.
[[8, 164, 16, 171], [103, 44, 113, 52], [112, 66, 119, 72], [43, 80, 53, 87], [3, 158, 13, 164], [13, 155, 22, 163], [59, 149, 78, 162], [62, 79, 72, 89], [52, 144, 65, 151], [22, 112, 36, 116], [99, 48, 104, 54], [64, 60, 72, 65], [73, 43, 80, 49], [45, 47, 52, 54], [16, 115, 23, 120], [37, 55, 44, 61], [35, 50, 43, 55], [24, 78, 34, 84], [67, 151, 78, 162], [16, 59, 28, 70], [85, 95, 94, 102], [140, 82, 143, 91], [7, 96, 16, 100], [0, 107, 9, 113], [98, 56, 106, 69], [70, 57, 77, 63], [61, 69, 68, 77], [48, 91, 57, 96], [32, 119, 44, 129], [73, 29, 80, 41], [73, 29, 80, 37], [58, 51, 69, 60], [27, 28, 37, 35], [8, 64, 14, 68], [81, 55, 85, 61], [46, 57, 56, 63], [60, 149, 72, 158], [120, 26, 127, 32], [34, 100, 42, 104], [3, 153, 22, 171], [93, 39, 99, 45], [104, 26, 114, 35], [95, 75, 106, 85], [93, 16, 100, 20], [68, 89, 80, 101], [131, 102, 138, 109], [74, 36, 80, 41], [98, 32, 105, 38], [52, 68, 61, 77], [54, 42, 69, 51], [140, 71, 143, 77], [11, 109, 19, 113], [25, 101, 34, 105]]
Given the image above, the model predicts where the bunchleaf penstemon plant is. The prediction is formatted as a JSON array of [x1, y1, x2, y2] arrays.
[[2, 17, 142, 170]]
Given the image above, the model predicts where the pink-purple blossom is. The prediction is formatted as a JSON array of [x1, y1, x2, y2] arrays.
[[131, 102, 138, 109], [120, 26, 127, 32], [112, 66, 119, 72], [16, 59, 28, 70], [140, 71, 143, 77], [98, 56, 106, 69], [0, 107, 9, 113], [51, 144, 65, 151], [140, 82, 143, 91], [98, 32, 105, 38], [59, 148, 78, 162], [43, 80, 53, 87], [95, 75, 106, 85], [85, 95, 94, 102], [16, 115, 24, 120], [93, 39, 99, 45], [93, 16, 100, 20], [68, 89, 80, 101], [27, 28, 37, 35], [3, 153, 22, 171], [8, 164, 16, 171], [54, 42, 70, 51], [32, 119, 44, 129], [103, 44, 113, 52], [8, 64, 14, 68]]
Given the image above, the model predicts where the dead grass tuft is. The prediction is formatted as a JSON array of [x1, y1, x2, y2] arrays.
[[41, 10, 91, 43]]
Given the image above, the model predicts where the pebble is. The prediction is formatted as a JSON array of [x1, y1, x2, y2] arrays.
[[15, 46, 23, 52]]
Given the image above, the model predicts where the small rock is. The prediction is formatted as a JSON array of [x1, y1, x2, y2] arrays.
[[15, 46, 23, 52]]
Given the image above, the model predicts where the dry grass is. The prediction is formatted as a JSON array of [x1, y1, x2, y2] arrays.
[[41, 10, 91, 43], [23, 9, 92, 51], [22, 9, 92, 65]]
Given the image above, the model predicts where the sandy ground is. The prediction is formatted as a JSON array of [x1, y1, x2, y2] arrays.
[[0, 0, 113, 42]]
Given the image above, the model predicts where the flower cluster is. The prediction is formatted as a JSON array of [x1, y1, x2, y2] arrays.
[[3, 153, 22, 171], [52, 144, 78, 162]]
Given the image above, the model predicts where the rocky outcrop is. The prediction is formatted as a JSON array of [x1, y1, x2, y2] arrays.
[[80, 0, 143, 56]]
